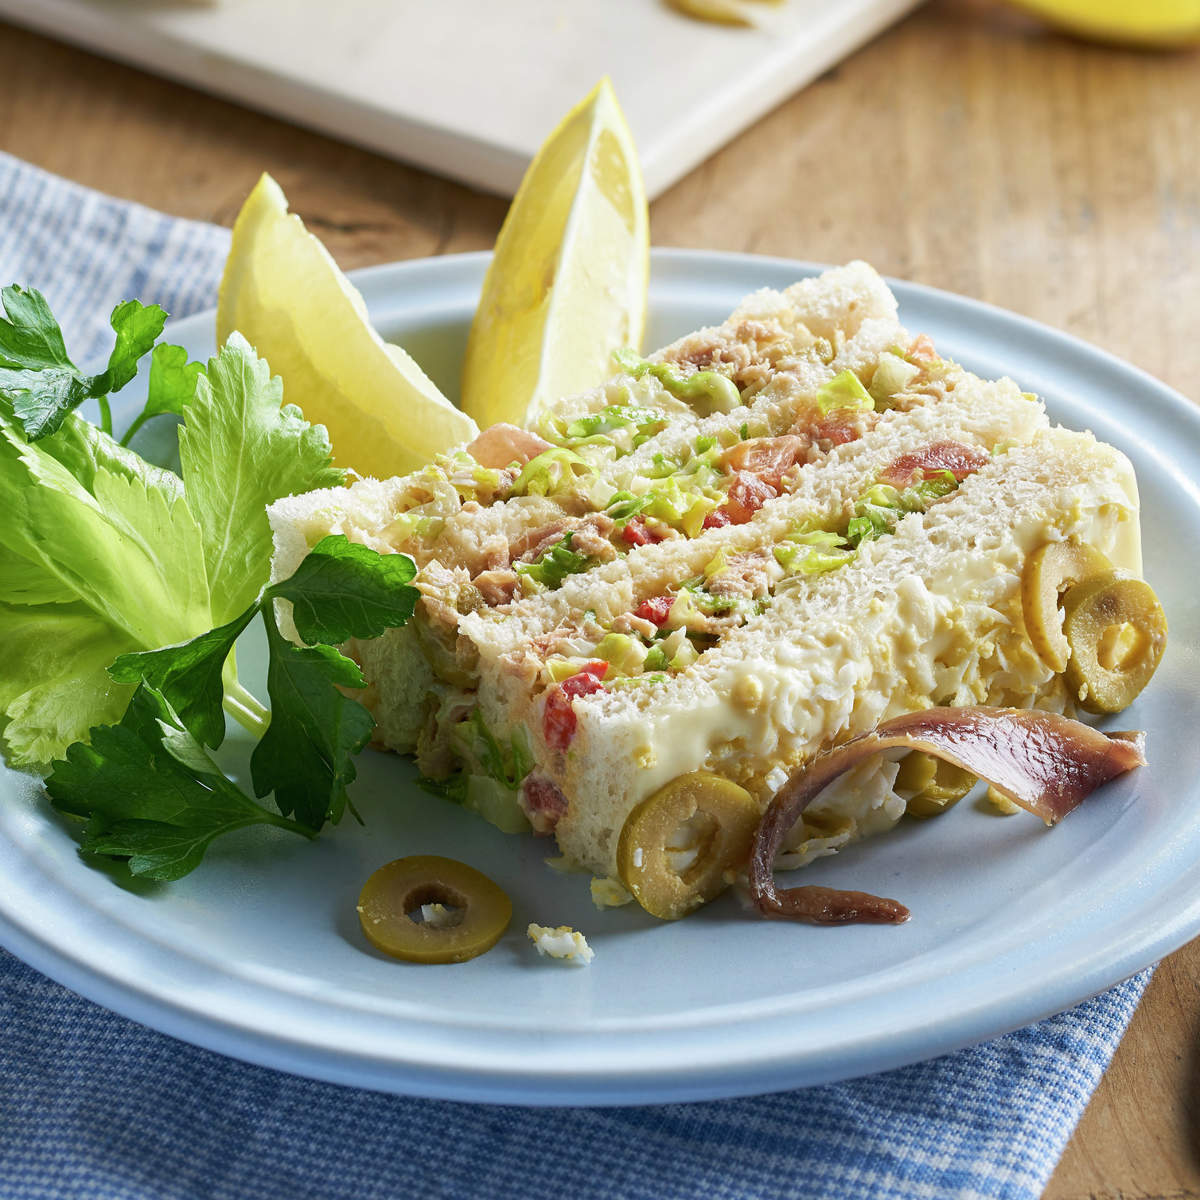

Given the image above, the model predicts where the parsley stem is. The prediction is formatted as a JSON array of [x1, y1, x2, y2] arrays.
[[222, 679, 270, 739], [96, 394, 113, 436], [118, 410, 148, 447]]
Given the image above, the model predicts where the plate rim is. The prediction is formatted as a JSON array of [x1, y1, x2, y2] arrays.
[[1, 247, 1198, 1105]]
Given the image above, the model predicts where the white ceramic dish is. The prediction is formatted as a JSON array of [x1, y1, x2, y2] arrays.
[[1, 250, 1197, 1106]]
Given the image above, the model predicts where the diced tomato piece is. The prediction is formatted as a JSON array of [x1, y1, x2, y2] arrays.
[[813, 415, 860, 447], [621, 517, 662, 547], [723, 435, 809, 490], [721, 472, 778, 524], [542, 691, 576, 752], [906, 334, 939, 364], [566, 661, 609, 690], [879, 441, 990, 488], [634, 595, 674, 626], [542, 663, 608, 752], [519, 774, 568, 834], [702, 509, 731, 530]]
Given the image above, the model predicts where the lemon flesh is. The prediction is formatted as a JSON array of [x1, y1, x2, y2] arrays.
[[462, 78, 649, 430], [218, 174, 478, 478], [1009, 0, 1200, 45]]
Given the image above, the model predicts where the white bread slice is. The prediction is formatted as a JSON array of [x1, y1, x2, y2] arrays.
[[269, 261, 901, 588], [267, 263, 904, 751], [464, 374, 1051, 667], [467, 420, 1141, 877], [549, 259, 900, 424]]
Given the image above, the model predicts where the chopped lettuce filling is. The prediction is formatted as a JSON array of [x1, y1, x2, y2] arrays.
[[604, 460, 724, 537], [644, 478, 722, 537], [643, 643, 669, 672], [436, 450, 505, 498], [509, 447, 596, 498], [559, 404, 666, 451], [673, 578, 741, 619], [604, 670, 671, 690], [846, 470, 958, 547], [613, 349, 742, 415], [815, 370, 875, 415], [545, 656, 597, 683], [605, 490, 652, 524], [643, 629, 698, 671], [773, 529, 856, 574], [868, 353, 921, 407], [535, 402, 670, 462], [536, 466, 967, 685], [515, 531, 594, 591], [594, 632, 649, 676], [418, 708, 533, 834]]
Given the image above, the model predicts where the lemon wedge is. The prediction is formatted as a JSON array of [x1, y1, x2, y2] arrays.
[[462, 78, 649, 430], [666, 0, 755, 26], [218, 173, 478, 478]]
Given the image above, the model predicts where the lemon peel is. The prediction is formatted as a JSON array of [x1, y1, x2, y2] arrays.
[[1010, 0, 1200, 46], [218, 173, 477, 478], [462, 78, 649, 430]]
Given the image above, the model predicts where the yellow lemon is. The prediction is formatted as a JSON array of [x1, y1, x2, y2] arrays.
[[218, 173, 478, 478], [1010, 0, 1200, 46], [462, 78, 649, 430], [665, 0, 784, 27], [666, 0, 754, 27]]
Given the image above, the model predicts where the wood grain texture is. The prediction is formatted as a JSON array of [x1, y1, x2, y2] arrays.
[[0, 4, 1197, 1196]]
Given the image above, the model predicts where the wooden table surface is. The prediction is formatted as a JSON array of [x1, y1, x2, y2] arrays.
[[2, 2, 1197, 1195]]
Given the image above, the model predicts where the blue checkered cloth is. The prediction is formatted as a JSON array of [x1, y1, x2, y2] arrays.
[[0, 150, 1152, 1200]]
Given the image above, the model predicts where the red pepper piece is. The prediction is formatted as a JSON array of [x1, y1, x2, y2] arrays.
[[634, 595, 674, 626], [542, 662, 609, 751]]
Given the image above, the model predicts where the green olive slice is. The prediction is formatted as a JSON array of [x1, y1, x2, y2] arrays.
[[895, 751, 976, 819], [1021, 539, 1114, 672], [1061, 569, 1167, 714], [617, 772, 760, 920], [984, 784, 1021, 815], [357, 855, 512, 963]]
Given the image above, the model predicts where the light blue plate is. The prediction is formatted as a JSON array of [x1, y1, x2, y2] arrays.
[[1, 250, 1197, 1106]]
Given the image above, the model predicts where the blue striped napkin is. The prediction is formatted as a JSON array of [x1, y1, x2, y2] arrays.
[[0, 150, 1151, 1200]]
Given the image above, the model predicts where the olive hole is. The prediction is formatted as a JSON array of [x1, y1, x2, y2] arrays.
[[1098, 621, 1147, 672], [665, 811, 719, 883], [402, 883, 467, 929]]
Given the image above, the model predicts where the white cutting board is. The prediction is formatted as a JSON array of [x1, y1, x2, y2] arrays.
[[3, 0, 920, 198]]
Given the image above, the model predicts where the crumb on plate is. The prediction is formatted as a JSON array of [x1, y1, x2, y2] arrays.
[[527, 923, 595, 965]]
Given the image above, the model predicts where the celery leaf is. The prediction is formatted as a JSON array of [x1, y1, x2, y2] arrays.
[[178, 333, 343, 625]]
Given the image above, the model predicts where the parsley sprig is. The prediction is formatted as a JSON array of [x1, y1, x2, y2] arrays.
[[0, 283, 425, 883], [0, 284, 203, 442], [48, 535, 418, 880]]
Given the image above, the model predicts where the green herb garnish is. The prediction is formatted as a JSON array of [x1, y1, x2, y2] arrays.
[[515, 531, 595, 590], [49, 534, 418, 878], [613, 348, 741, 415]]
